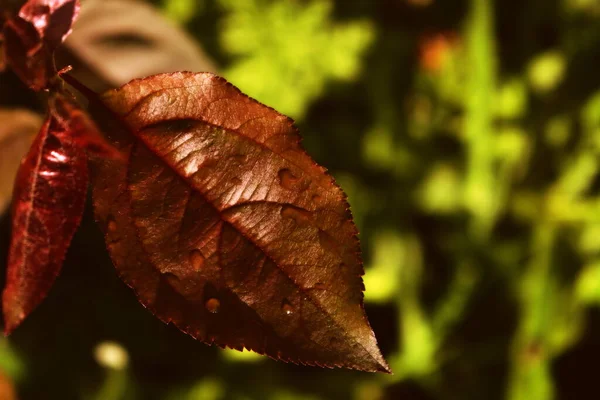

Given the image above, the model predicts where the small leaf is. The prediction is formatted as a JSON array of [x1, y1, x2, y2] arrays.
[[0, 108, 43, 215], [2, 93, 93, 334], [2, 0, 79, 90], [63, 0, 216, 92], [18, 0, 80, 48], [91, 72, 390, 373]]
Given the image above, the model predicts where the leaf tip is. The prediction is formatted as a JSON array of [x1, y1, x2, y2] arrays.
[[377, 360, 393, 374], [1, 303, 23, 337]]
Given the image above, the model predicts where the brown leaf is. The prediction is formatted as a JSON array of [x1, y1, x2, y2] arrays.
[[91, 72, 390, 373], [0, 108, 42, 215], [2, 93, 92, 334], [63, 0, 216, 93]]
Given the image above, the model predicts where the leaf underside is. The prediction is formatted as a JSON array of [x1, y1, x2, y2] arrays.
[[91, 72, 390, 373], [2, 95, 88, 334]]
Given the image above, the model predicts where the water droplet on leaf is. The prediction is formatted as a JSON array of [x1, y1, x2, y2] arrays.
[[189, 249, 205, 271], [282, 299, 294, 315], [281, 205, 312, 223], [107, 216, 117, 232], [318, 230, 338, 254], [278, 168, 299, 190], [205, 297, 220, 314]]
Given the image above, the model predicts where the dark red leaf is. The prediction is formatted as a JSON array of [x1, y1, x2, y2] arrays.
[[2, 0, 79, 90], [19, 0, 79, 49], [91, 72, 390, 372], [50, 90, 123, 160], [2, 93, 90, 334]]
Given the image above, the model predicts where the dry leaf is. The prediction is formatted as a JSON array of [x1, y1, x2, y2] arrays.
[[0, 108, 42, 214]]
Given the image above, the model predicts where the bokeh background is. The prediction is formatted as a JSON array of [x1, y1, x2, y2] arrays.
[[2, 0, 600, 399]]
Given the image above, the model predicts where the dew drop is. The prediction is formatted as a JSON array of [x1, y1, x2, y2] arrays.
[[278, 168, 299, 190], [282, 299, 294, 315], [280, 205, 312, 223], [205, 298, 220, 314], [311, 194, 322, 202], [189, 249, 205, 271], [318, 230, 338, 254], [107, 216, 117, 232]]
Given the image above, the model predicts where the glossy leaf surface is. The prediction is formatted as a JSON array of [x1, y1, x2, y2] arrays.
[[92, 72, 390, 372], [2, 93, 99, 334], [2, 0, 79, 90]]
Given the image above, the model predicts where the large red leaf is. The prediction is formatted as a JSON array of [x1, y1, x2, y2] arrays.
[[90, 72, 390, 372], [2, 0, 79, 90], [1, 92, 108, 334]]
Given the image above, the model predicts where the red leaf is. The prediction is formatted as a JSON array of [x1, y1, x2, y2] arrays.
[[2, 93, 89, 334], [18, 0, 80, 49], [0, 31, 6, 72], [91, 72, 390, 372], [50, 90, 124, 160], [2, 0, 79, 90]]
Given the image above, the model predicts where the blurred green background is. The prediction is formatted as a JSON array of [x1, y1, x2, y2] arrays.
[[3, 0, 600, 398]]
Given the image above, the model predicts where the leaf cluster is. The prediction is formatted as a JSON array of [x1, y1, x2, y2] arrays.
[[0, 0, 389, 376]]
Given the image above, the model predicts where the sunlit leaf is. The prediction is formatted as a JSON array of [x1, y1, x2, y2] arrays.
[[90, 72, 389, 372]]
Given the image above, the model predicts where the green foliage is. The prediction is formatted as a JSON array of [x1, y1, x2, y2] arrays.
[[162, 0, 203, 24], [0, 338, 23, 381], [218, 0, 373, 119]]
